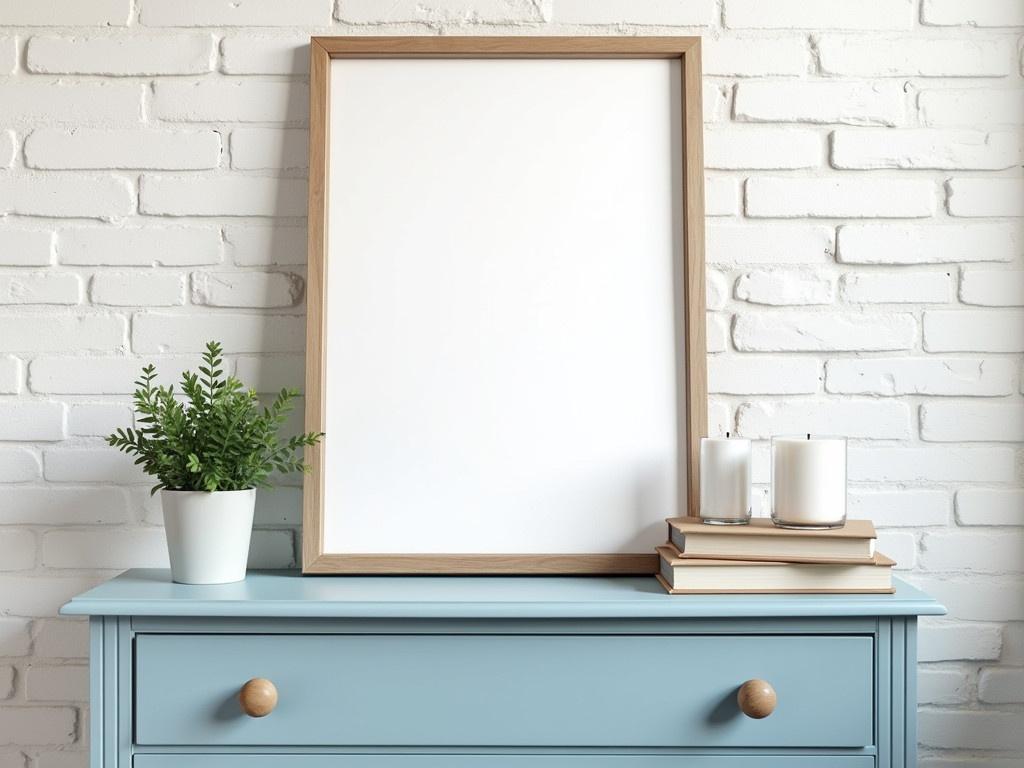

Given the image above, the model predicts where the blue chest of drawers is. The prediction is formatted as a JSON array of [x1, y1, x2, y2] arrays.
[[63, 570, 943, 768]]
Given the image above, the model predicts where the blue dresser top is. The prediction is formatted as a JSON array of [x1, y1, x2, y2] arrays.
[[62, 569, 944, 619]]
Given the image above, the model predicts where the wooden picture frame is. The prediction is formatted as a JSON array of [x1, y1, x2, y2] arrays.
[[303, 37, 707, 575]]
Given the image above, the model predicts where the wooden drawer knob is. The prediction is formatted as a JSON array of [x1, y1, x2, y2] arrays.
[[239, 678, 278, 718], [737, 678, 776, 719]]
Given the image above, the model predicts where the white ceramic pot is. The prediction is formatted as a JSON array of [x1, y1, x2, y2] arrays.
[[160, 489, 255, 585]]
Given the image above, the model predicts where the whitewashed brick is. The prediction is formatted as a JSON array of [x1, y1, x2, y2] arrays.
[[0, 618, 31, 656], [0, 357, 20, 394], [133, 312, 305, 353], [67, 403, 132, 437], [924, 310, 1024, 352], [725, 0, 913, 29], [818, 36, 1013, 77], [0, 402, 64, 441], [141, 0, 331, 26], [192, 271, 304, 307], [0, 230, 54, 267], [90, 272, 184, 307], [0, 174, 133, 220], [734, 312, 916, 352], [703, 83, 728, 123], [957, 488, 1024, 526], [249, 530, 295, 568], [0, 315, 126, 353], [737, 400, 912, 439], [920, 710, 1024, 751], [0, 0, 129, 25], [708, 400, 734, 438], [43, 448, 147, 484], [0, 448, 40, 482], [704, 177, 739, 217], [0, 706, 75, 745], [0, 273, 81, 305], [947, 177, 1024, 217], [914, 577, 1024, 622], [923, 0, 1024, 27], [707, 224, 834, 266], [919, 620, 1003, 661], [849, 489, 949, 527], [225, 225, 306, 267], [841, 272, 952, 304], [832, 129, 1022, 170], [0, 131, 12, 168], [0, 83, 141, 124], [705, 128, 820, 170], [826, 357, 1015, 397], [734, 81, 905, 126], [0, 38, 12, 76], [153, 81, 307, 123], [735, 270, 834, 305], [918, 668, 972, 705], [703, 37, 808, 77], [42, 528, 166, 569], [231, 129, 307, 170], [746, 177, 935, 218], [850, 446, 1015, 482], [27, 34, 214, 76], [706, 270, 728, 311], [708, 357, 820, 395], [140, 175, 306, 217], [979, 667, 1024, 704], [961, 269, 1024, 306], [878, 531, 916, 569], [0, 488, 127, 525], [706, 313, 729, 353], [0, 531, 34, 571], [837, 223, 1018, 265], [221, 36, 310, 75], [922, 402, 1024, 442], [253, 486, 302, 526], [26, 128, 221, 170], [33, 619, 88, 659], [553, 0, 712, 25], [26, 665, 88, 702], [234, 355, 304, 393], [0, 575, 99, 617], [922, 531, 1024, 572], [338, 0, 547, 24], [60, 227, 221, 267], [920, 89, 1024, 127], [30, 356, 203, 394], [0, 667, 12, 699], [35, 754, 86, 768]]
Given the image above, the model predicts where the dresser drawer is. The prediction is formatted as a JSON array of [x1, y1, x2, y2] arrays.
[[136, 757, 875, 768], [135, 634, 873, 748]]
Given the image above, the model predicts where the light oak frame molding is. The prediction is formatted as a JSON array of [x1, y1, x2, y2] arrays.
[[303, 36, 708, 575]]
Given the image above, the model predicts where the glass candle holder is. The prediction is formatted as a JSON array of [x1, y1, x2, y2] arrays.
[[771, 434, 847, 529], [699, 434, 752, 525]]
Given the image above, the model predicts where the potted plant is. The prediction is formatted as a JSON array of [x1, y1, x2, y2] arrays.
[[107, 341, 324, 584]]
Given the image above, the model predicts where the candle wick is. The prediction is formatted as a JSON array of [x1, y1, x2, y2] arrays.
[[726, 431, 730, 438], [807, 433, 811, 440]]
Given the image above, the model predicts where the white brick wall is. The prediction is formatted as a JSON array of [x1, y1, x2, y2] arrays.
[[0, 2, 1018, 764]]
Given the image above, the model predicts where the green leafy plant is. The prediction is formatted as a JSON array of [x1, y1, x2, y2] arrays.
[[107, 341, 324, 494]]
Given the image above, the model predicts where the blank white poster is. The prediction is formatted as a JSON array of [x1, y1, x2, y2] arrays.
[[324, 58, 683, 555]]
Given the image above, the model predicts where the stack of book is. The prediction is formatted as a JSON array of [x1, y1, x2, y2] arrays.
[[656, 517, 894, 594]]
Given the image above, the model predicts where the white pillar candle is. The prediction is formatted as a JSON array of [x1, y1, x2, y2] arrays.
[[699, 434, 752, 525], [771, 435, 847, 529]]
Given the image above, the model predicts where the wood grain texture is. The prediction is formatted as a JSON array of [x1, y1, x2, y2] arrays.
[[304, 36, 707, 575], [302, 38, 330, 573], [737, 678, 777, 719]]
